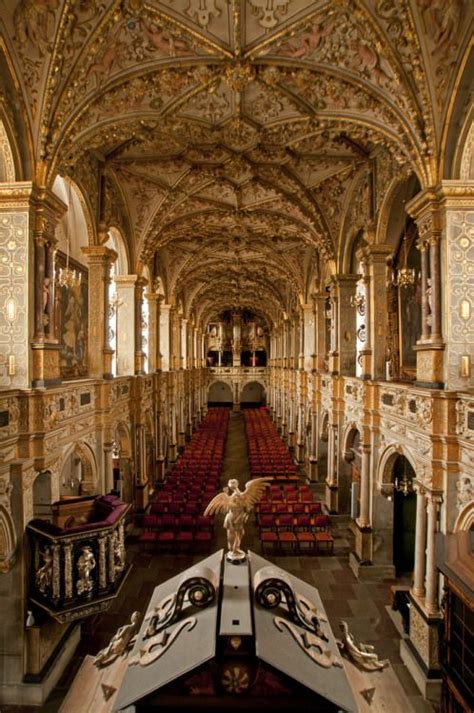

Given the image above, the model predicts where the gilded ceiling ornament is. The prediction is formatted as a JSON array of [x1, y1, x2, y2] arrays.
[[13, 0, 59, 57], [186, 0, 221, 29], [223, 61, 256, 91], [248, 0, 294, 29]]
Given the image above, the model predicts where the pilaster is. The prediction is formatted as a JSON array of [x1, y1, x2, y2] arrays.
[[81, 246, 117, 379], [406, 189, 445, 387]]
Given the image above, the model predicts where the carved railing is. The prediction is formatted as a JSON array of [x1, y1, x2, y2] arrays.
[[207, 366, 267, 375], [27, 496, 131, 623]]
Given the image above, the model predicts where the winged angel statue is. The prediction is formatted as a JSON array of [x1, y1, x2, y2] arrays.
[[204, 478, 271, 562]]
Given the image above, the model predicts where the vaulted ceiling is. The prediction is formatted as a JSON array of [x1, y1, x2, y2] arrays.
[[0, 0, 471, 325]]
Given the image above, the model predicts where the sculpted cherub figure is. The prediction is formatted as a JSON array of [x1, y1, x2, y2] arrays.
[[204, 477, 271, 562], [93, 611, 140, 667]]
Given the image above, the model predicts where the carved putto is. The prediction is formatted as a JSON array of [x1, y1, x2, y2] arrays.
[[36, 545, 53, 594], [93, 611, 141, 667], [77, 545, 96, 595]]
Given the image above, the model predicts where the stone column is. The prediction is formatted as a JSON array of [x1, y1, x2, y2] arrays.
[[181, 318, 188, 369], [418, 238, 430, 342], [193, 327, 199, 368], [169, 307, 176, 370], [335, 274, 358, 376], [402, 489, 443, 698], [114, 274, 137, 376], [325, 422, 338, 512], [309, 411, 318, 481], [103, 443, 114, 493], [412, 483, 427, 598], [134, 422, 149, 510], [168, 402, 177, 461], [160, 304, 170, 371], [425, 493, 442, 616], [31, 188, 67, 385], [296, 401, 306, 463], [135, 277, 147, 374], [312, 293, 326, 372], [367, 245, 392, 380], [407, 189, 445, 386], [82, 246, 118, 379], [301, 308, 310, 370], [146, 291, 159, 373], [357, 444, 371, 528], [155, 406, 165, 480]]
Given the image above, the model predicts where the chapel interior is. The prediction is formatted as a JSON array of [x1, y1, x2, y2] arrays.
[[0, 0, 473, 711]]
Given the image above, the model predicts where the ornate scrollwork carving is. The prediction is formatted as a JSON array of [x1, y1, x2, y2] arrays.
[[254, 567, 328, 640], [274, 617, 342, 671], [144, 566, 217, 637]]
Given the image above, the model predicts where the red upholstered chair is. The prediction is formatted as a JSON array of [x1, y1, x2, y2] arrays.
[[294, 514, 312, 531], [194, 530, 212, 550], [314, 515, 334, 554], [278, 531, 297, 554], [296, 531, 317, 554], [162, 514, 177, 529], [176, 530, 193, 551], [260, 531, 278, 555], [292, 503, 305, 515], [196, 515, 213, 530], [314, 515, 331, 530], [139, 530, 158, 549], [276, 514, 293, 531], [258, 514, 277, 531], [157, 531, 175, 551], [309, 502, 322, 515], [142, 515, 158, 528], [177, 514, 195, 530]]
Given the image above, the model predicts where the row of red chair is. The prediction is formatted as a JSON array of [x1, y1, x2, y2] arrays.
[[140, 408, 230, 551], [256, 502, 322, 518], [243, 409, 334, 556], [244, 409, 297, 479], [259, 485, 316, 505], [259, 513, 334, 555], [260, 529, 334, 555]]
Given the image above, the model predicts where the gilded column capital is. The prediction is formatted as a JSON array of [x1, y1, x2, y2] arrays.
[[81, 245, 118, 265]]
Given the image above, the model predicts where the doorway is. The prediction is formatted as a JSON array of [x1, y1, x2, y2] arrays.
[[392, 455, 416, 575]]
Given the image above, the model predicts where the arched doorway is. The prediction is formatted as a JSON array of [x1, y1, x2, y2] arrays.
[[33, 471, 53, 520], [208, 381, 233, 407], [392, 455, 416, 575], [240, 381, 266, 407], [59, 442, 97, 498]]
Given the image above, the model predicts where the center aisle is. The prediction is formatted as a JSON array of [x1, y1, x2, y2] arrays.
[[213, 410, 251, 550]]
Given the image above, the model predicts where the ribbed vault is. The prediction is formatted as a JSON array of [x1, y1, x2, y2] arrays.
[[1, 0, 471, 326]]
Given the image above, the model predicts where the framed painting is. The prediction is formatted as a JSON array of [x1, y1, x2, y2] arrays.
[[398, 278, 422, 378], [56, 251, 89, 379]]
